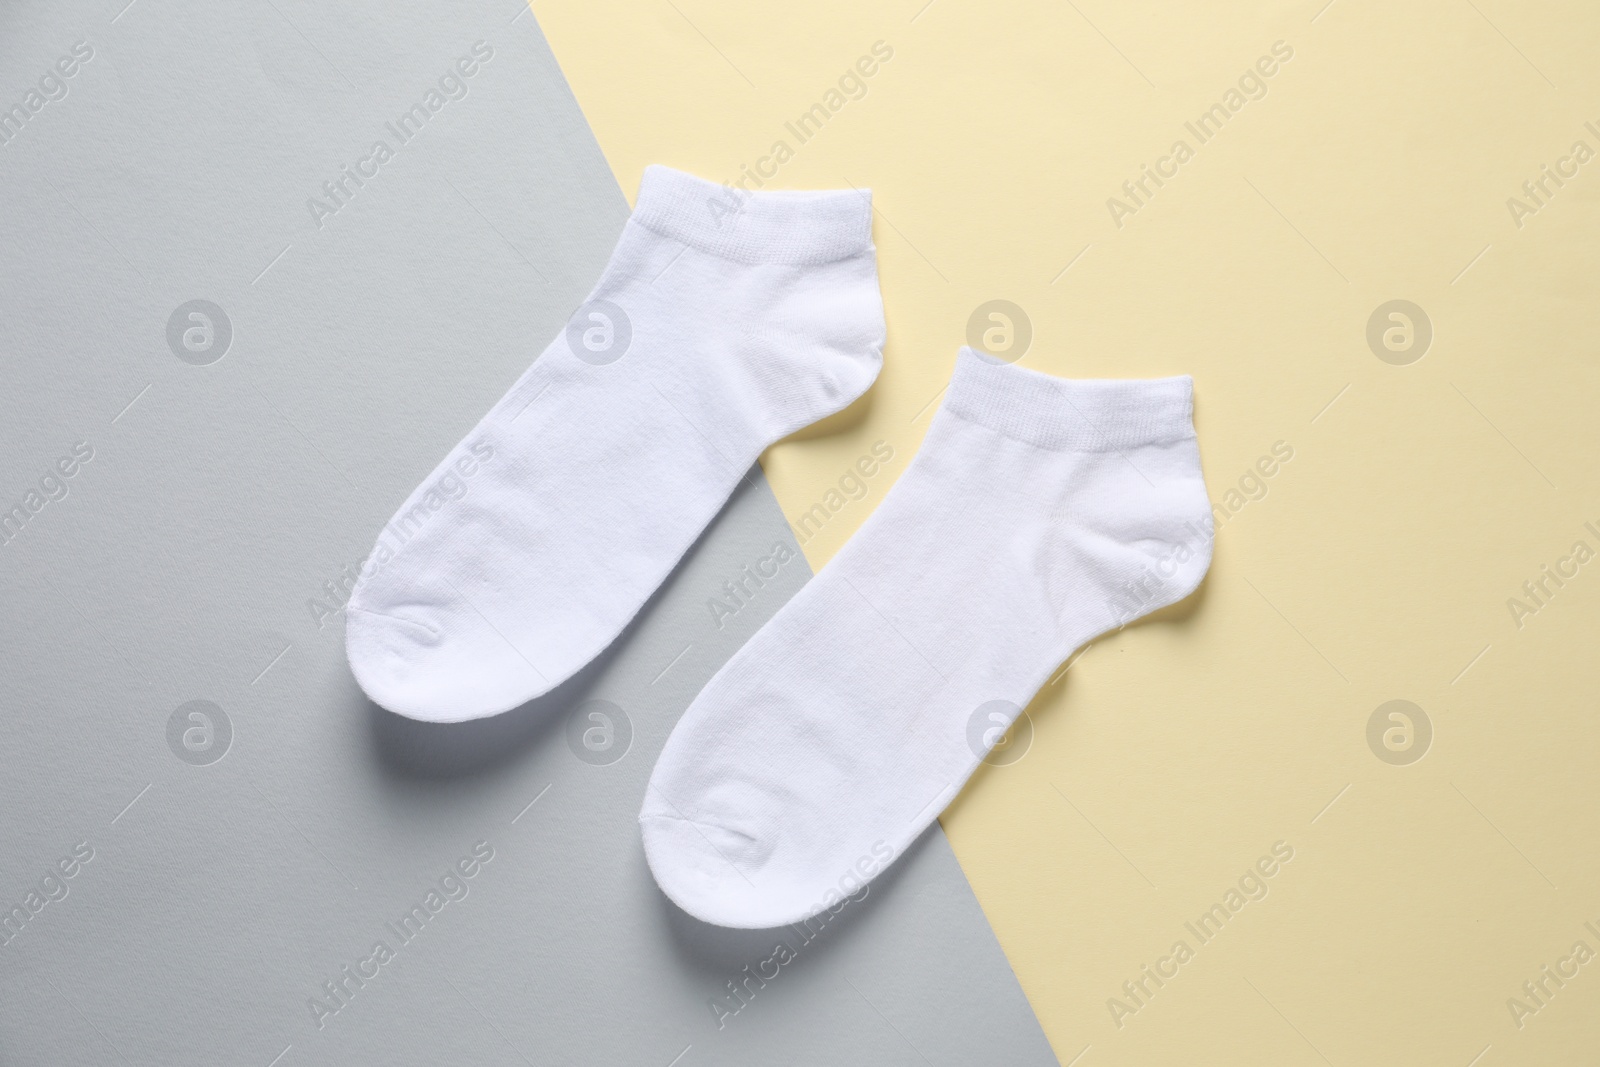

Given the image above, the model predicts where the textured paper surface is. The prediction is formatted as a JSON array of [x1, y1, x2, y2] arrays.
[[0, 2, 1055, 1063], [538, 1, 1600, 1062]]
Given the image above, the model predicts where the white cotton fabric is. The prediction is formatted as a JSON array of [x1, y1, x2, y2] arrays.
[[642, 349, 1213, 928], [346, 166, 884, 722]]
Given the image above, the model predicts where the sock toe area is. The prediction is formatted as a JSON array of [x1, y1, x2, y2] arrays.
[[639, 809, 820, 930], [344, 597, 554, 723]]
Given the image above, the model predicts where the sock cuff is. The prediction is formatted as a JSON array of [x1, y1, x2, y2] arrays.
[[943, 348, 1196, 452], [631, 165, 874, 265]]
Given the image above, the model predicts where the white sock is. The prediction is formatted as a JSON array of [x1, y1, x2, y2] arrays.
[[346, 166, 884, 722], [641, 349, 1213, 927]]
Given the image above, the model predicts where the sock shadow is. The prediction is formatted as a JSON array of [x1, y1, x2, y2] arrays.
[[364, 643, 616, 781]]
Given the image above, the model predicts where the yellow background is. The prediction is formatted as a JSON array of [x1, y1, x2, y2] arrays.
[[538, 1, 1600, 1061]]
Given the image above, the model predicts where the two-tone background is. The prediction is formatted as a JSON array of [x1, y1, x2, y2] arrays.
[[3, 0, 1598, 1064]]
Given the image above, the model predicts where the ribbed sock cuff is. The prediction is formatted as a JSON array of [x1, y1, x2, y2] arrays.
[[943, 348, 1195, 452], [631, 165, 874, 266]]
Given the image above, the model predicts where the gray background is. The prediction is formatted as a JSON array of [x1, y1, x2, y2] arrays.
[[0, 1, 1058, 1063]]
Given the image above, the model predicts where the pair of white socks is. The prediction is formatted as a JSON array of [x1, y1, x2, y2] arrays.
[[346, 166, 1212, 928]]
